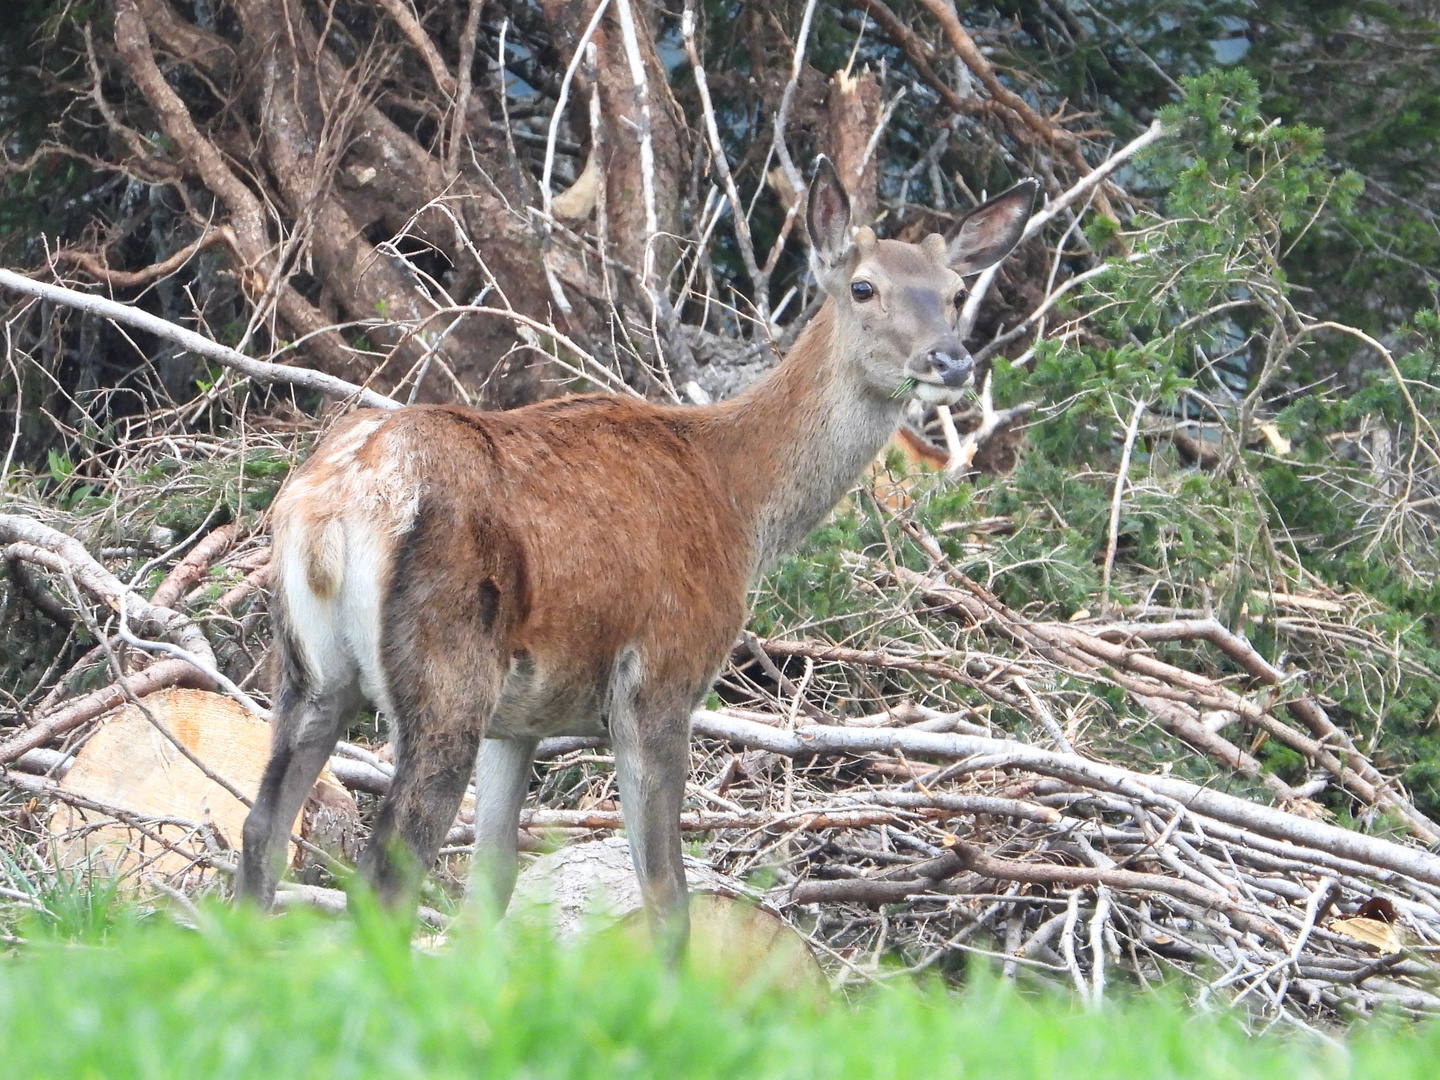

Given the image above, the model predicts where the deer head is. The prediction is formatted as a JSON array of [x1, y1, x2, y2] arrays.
[[806, 156, 1038, 406]]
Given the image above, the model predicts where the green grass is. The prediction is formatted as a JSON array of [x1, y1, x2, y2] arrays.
[[1, 903, 1439, 1079]]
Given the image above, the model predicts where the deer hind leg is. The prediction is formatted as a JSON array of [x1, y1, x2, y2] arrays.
[[470, 736, 539, 919], [362, 502, 525, 912], [362, 726, 486, 911], [360, 656, 501, 910], [362, 583, 510, 910], [238, 639, 361, 908], [609, 653, 692, 961]]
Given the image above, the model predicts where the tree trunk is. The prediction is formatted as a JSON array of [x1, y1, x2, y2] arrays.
[[108, 0, 654, 407]]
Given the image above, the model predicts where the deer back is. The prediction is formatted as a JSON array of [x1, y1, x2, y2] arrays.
[[270, 399, 752, 733]]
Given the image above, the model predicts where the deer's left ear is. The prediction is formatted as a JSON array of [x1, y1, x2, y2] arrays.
[[806, 156, 853, 269], [946, 178, 1039, 276]]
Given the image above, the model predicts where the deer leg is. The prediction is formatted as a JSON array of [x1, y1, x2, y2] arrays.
[[367, 513, 515, 913], [238, 674, 360, 908], [470, 735, 539, 918], [360, 710, 488, 911], [611, 679, 691, 961]]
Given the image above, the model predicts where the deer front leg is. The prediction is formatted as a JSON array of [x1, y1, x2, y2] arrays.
[[611, 693, 691, 962], [470, 735, 539, 919]]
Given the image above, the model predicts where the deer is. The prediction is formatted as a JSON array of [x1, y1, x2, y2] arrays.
[[236, 157, 1038, 956]]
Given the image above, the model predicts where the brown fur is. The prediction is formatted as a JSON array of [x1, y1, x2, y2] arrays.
[[368, 397, 753, 714]]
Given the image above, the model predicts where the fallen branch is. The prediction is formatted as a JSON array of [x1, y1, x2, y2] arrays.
[[0, 660, 211, 766], [0, 268, 398, 410], [951, 842, 1283, 944], [1, 515, 215, 665], [150, 523, 241, 609], [872, 537, 1439, 843], [443, 805, 944, 847], [1096, 617, 1422, 833], [688, 709, 1440, 888]]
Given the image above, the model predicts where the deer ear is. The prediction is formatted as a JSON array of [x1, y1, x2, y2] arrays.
[[806, 156, 853, 268], [946, 178, 1039, 276]]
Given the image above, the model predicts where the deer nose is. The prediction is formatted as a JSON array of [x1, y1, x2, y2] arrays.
[[925, 347, 974, 388]]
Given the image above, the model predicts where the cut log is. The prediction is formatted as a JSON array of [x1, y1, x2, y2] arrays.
[[48, 689, 358, 888], [508, 837, 827, 996]]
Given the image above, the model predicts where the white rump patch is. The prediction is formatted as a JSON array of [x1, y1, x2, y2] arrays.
[[270, 414, 425, 715]]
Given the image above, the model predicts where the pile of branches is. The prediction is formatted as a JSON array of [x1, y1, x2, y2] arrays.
[[4, 502, 1440, 1032]]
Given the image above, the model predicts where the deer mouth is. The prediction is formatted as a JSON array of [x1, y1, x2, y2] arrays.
[[910, 378, 972, 406]]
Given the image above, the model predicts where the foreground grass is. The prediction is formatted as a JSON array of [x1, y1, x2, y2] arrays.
[[0, 903, 1437, 1079]]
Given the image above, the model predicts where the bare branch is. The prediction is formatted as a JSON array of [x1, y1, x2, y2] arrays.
[[0, 269, 399, 409], [688, 709, 1440, 887]]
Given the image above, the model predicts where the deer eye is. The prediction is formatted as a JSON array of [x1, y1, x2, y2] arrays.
[[952, 291, 966, 309], [850, 281, 875, 303]]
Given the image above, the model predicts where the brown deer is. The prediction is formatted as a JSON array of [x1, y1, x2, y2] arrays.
[[237, 158, 1037, 954]]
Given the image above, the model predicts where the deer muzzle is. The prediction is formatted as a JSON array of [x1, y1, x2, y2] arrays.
[[908, 345, 974, 389]]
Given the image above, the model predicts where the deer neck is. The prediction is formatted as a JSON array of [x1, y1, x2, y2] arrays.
[[696, 301, 904, 575]]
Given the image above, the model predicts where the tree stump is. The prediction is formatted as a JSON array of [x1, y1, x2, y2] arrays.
[[509, 837, 828, 997], [48, 689, 359, 891]]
